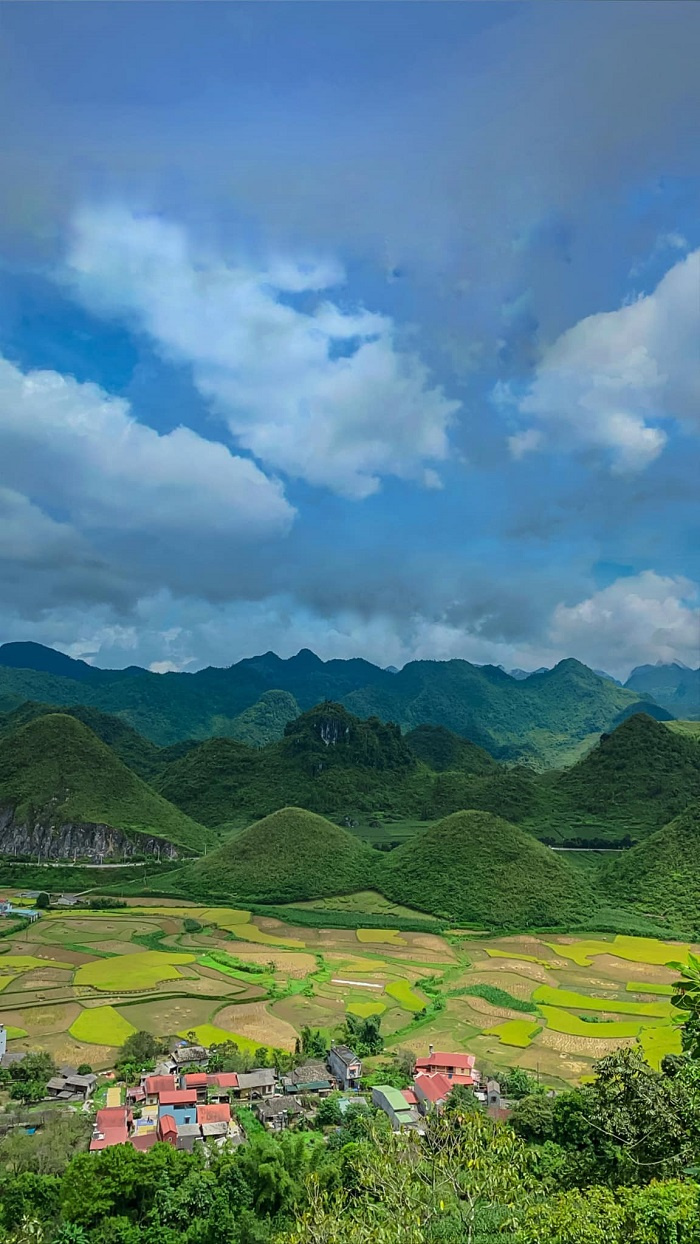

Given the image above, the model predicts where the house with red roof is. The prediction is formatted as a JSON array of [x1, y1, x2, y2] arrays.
[[143, 1074, 177, 1102], [197, 1103, 231, 1127], [90, 1106, 133, 1151], [413, 1073, 452, 1115], [414, 1050, 478, 1082], [206, 1071, 239, 1101], [157, 1115, 178, 1146]]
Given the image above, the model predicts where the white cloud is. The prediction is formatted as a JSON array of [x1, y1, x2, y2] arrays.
[[550, 571, 700, 674], [63, 206, 459, 499], [507, 249, 700, 470], [0, 353, 294, 541]]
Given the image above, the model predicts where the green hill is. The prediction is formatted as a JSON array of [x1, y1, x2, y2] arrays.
[[380, 810, 592, 928], [527, 714, 700, 844], [226, 690, 301, 746], [0, 714, 214, 856], [0, 643, 670, 764], [404, 724, 497, 774], [154, 702, 547, 829], [174, 806, 378, 903], [601, 803, 700, 928]]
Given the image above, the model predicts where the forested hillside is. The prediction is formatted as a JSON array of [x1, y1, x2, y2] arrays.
[[0, 642, 669, 765], [0, 713, 214, 856]]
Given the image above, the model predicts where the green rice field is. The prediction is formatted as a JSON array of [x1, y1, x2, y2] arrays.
[[0, 892, 687, 1086]]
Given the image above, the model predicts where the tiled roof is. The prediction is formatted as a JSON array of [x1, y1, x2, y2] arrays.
[[159, 1089, 198, 1106], [145, 1075, 177, 1095], [401, 1089, 417, 1105], [197, 1103, 231, 1125], [208, 1072, 239, 1088], [130, 1133, 158, 1151], [415, 1052, 476, 1071], [184, 1073, 209, 1088], [330, 1045, 359, 1066], [158, 1115, 178, 1139], [414, 1073, 452, 1103], [237, 1069, 276, 1089]]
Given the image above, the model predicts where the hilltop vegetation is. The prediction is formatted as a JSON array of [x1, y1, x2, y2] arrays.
[[173, 806, 378, 903], [0, 641, 668, 765], [154, 702, 553, 829], [0, 714, 214, 854], [525, 714, 700, 844], [601, 803, 700, 928], [404, 723, 497, 773], [381, 810, 592, 927]]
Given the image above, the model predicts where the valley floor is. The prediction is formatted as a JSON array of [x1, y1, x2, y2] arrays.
[[0, 891, 686, 1087]]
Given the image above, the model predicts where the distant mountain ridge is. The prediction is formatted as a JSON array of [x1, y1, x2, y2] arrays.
[[624, 662, 700, 719], [0, 642, 671, 768]]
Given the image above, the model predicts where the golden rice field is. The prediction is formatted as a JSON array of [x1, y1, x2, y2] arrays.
[[0, 892, 688, 1087]]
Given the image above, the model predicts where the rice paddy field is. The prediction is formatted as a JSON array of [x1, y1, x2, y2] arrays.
[[0, 891, 688, 1087]]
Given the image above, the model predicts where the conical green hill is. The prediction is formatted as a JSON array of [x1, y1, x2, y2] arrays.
[[553, 713, 700, 836], [0, 713, 213, 853], [601, 803, 700, 927], [380, 810, 591, 928], [178, 806, 377, 902]]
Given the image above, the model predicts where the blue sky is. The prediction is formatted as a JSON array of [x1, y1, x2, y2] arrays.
[[0, 1, 698, 678]]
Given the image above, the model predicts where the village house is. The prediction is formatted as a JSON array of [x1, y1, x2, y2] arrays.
[[371, 1085, 422, 1132], [236, 1068, 276, 1100], [254, 1095, 304, 1131], [142, 1074, 177, 1104], [46, 1072, 97, 1101], [328, 1045, 362, 1090], [157, 1089, 198, 1127], [413, 1072, 452, 1116], [280, 1059, 334, 1095], [207, 1072, 240, 1101], [90, 1106, 133, 1151], [414, 1049, 479, 1084]]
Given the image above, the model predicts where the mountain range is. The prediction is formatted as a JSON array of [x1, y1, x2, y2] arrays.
[[0, 641, 698, 932], [0, 641, 684, 768]]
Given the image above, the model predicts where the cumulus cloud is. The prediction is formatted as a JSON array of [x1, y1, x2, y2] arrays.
[[0, 353, 293, 538], [0, 353, 295, 613], [550, 571, 700, 674], [505, 249, 700, 471], [62, 206, 459, 499]]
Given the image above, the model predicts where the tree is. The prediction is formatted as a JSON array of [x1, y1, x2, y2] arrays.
[[444, 1083, 481, 1115], [315, 1095, 343, 1129], [671, 952, 700, 1058], [300, 1028, 328, 1059], [500, 1068, 541, 1100], [342, 1015, 383, 1057], [510, 1094, 555, 1143], [116, 1031, 163, 1070], [183, 918, 202, 934], [76, 1064, 92, 1077], [35, 894, 49, 911]]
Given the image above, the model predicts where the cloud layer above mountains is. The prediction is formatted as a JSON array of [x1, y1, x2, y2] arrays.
[[0, 3, 697, 678]]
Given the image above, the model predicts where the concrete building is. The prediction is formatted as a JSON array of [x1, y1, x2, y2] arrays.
[[236, 1069, 276, 1099], [328, 1045, 362, 1090]]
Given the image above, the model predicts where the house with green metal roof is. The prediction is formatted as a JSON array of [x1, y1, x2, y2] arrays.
[[371, 1085, 421, 1131]]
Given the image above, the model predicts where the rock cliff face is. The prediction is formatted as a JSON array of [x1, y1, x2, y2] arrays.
[[0, 807, 180, 861]]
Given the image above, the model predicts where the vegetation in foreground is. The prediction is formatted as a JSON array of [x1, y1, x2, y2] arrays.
[[5, 1042, 700, 1243]]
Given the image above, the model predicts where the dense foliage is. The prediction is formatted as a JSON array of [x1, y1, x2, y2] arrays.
[[7, 1047, 700, 1244], [0, 642, 667, 765], [381, 810, 592, 927], [601, 803, 700, 928], [0, 714, 214, 854]]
